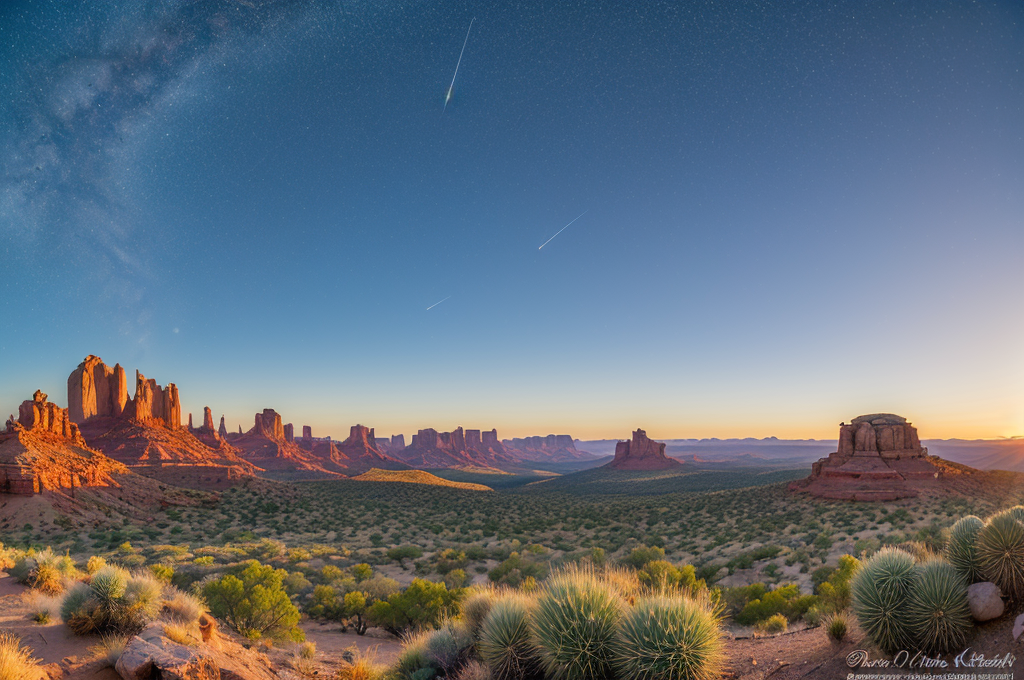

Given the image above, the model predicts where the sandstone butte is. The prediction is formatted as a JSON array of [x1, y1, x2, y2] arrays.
[[68, 355, 259, 490], [603, 428, 682, 471], [789, 413, 995, 501], [395, 426, 521, 469], [0, 390, 203, 517]]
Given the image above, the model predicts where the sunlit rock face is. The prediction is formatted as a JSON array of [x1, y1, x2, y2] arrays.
[[791, 414, 940, 501]]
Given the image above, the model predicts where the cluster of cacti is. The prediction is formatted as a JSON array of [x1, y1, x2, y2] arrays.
[[402, 564, 722, 680], [851, 548, 923, 654], [975, 509, 1024, 599], [907, 560, 972, 654]]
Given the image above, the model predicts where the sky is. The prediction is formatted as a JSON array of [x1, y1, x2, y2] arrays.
[[1, 0, 1022, 442]]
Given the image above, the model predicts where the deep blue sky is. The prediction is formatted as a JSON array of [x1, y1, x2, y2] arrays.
[[1, 0, 1022, 440]]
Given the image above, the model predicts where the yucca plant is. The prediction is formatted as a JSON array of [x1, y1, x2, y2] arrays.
[[907, 559, 972, 654], [851, 547, 917, 654], [945, 515, 984, 583], [61, 567, 163, 635], [530, 565, 624, 680], [614, 595, 723, 680], [478, 593, 542, 680], [976, 512, 1024, 600]]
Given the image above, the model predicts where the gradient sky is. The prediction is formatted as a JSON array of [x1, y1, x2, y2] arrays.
[[1, 1, 1022, 442]]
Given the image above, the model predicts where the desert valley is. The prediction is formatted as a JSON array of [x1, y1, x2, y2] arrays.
[[2, 356, 1024, 680]]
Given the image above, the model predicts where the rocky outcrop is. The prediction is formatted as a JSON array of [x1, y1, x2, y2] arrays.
[[604, 429, 681, 470], [202, 407, 216, 433], [284, 423, 294, 442], [335, 424, 409, 473], [230, 410, 347, 479], [789, 414, 943, 501], [67, 355, 129, 423], [218, 416, 228, 438], [505, 434, 593, 462], [397, 426, 520, 469], [122, 370, 181, 429], [117, 622, 277, 680], [13, 390, 86, 446], [252, 409, 284, 439]]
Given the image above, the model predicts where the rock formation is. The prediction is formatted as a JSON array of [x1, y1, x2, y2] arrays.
[[67, 356, 129, 423], [504, 434, 593, 462], [202, 407, 215, 433], [218, 416, 228, 438], [13, 390, 86, 446], [252, 409, 284, 439], [229, 409, 347, 479], [335, 425, 408, 472], [284, 423, 294, 442], [121, 370, 181, 429], [790, 414, 943, 501], [604, 429, 681, 471], [397, 426, 520, 469]]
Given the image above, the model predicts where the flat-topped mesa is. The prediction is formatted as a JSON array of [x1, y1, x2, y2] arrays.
[[7, 390, 86, 446], [68, 355, 129, 423], [340, 424, 378, 454], [251, 409, 284, 440], [399, 425, 517, 468], [791, 413, 939, 501], [605, 428, 681, 470]]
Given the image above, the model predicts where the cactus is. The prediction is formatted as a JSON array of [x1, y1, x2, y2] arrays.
[[976, 512, 1024, 600], [530, 565, 624, 680], [945, 515, 984, 583], [907, 559, 972, 654], [850, 547, 917, 654], [478, 593, 541, 680], [614, 595, 723, 680]]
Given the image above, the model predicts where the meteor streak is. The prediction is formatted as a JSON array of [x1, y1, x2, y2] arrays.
[[538, 210, 588, 250], [426, 296, 451, 311], [443, 18, 475, 113]]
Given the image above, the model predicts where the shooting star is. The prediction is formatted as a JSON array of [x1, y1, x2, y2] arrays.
[[443, 18, 475, 113], [426, 296, 451, 311], [538, 210, 588, 250]]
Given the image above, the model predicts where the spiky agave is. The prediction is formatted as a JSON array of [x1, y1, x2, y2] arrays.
[[613, 594, 723, 680], [478, 593, 542, 680], [976, 512, 1024, 600], [944, 515, 984, 584], [907, 559, 972, 654], [529, 565, 624, 680], [850, 547, 918, 654]]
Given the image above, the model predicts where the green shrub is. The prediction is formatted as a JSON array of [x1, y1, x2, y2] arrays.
[[394, 631, 433, 680], [478, 593, 541, 680], [488, 553, 546, 587], [424, 621, 473, 676], [825, 611, 849, 641], [149, 564, 174, 583], [850, 548, 917, 654], [388, 545, 425, 563], [460, 588, 498, 638], [61, 567, 163, 636], [977, 512, 1024, 600], [731, 584, 815, 626], [367, 579, 460, 635], [530, 566, 624, 680], [907, 560, 972, 654], [757, 613, 788, 634], [203, 560, 302, 641], [816, 555, 859, 614], [623, 545, 666, 569], [614, 595, 723, 680]]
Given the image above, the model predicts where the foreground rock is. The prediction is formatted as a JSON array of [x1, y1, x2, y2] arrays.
[[967, 582, 1004, 621], [116, 622, 276, 680], [604, 428, 681, 470]]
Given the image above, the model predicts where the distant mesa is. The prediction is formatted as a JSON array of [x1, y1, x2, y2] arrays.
[[396, 426, 519, 469], [231, 409, 347, 478], [603, 429, 681, 471], [504, 434, 594, 462], [790, 414, 948, 501]]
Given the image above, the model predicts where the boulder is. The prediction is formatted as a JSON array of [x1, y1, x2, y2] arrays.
[[1014, 613, 1024, 641], [967, 581, 1004, 621], [115, 632, 218, 680]]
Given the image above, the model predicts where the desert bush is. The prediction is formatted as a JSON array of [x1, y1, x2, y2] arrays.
[[336, 647, 386, 680], [815, 555, 859, 614], [27, 593, 61, 624], [455, 660, 492, 680], [530, 565, 624, 680], [149, 564, 174, 583], [343, 591, 370, 635], [851, 547, 917, 654], [623, 545, 666, 569], [86, 556, 107, 574], [731, 584, 815, 626], [824, 612, 849, 641], [423, 621, 473, 676], [614, 594, 723, 680], [0, 631, 42, 680], [488, 553, 546, 587], [478, 592, 541, 680], [460, 587, 498, 638], [757, 613, 788, 634], [163, 588, 208, 625], [393, 630, 432, 680], [907, 559, 972, 654], [367, 579, 461, 635], [203, 560, 302, 641], [945, 515, 984, 583], [637, 560, 703, 595], [89, 634, 129, 667], [388, 545, 425, 564], [977, 512, 1024, 600], [62, 566, 164, 636]]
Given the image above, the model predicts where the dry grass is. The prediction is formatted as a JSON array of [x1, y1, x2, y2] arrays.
[[163, 623, 198, 647], [89, 634, 129, 667], [0, 632, 42, 680], [336, 647, 386, 680]]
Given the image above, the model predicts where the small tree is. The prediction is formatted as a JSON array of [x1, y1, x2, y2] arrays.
[[366, 578, 460, 635], [344, 591, 369, 635], [204, 560, 302, 641], [351, 563, 373, 582]]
